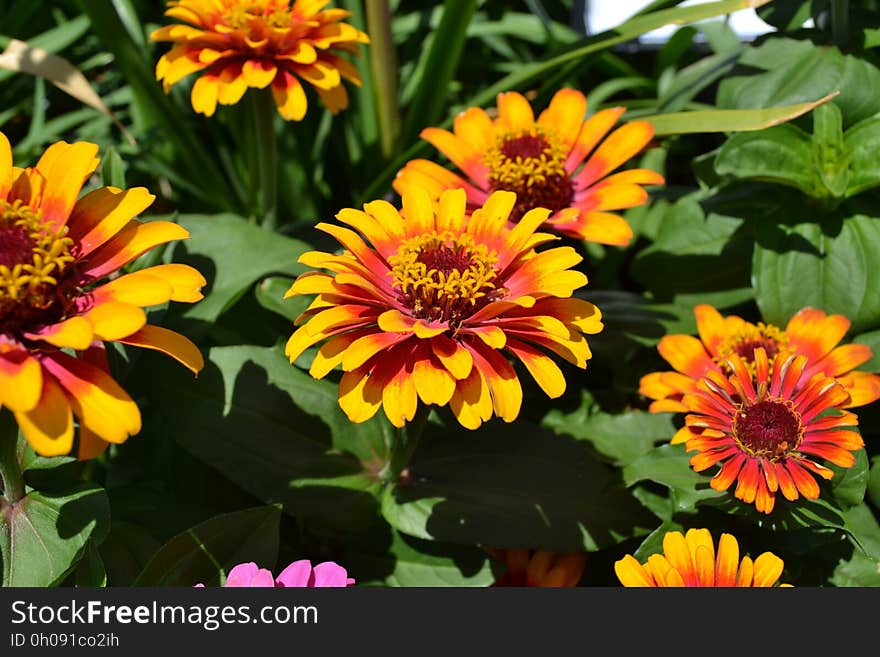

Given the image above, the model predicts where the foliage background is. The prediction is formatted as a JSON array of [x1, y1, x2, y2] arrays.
[[2, 0, 879, 587]]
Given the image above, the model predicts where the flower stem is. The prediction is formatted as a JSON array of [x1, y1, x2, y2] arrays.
[[252, 88, 278, 230], [365, 0, 400, 159], [382, 405, 431, 484], [0, 409, 24, 504]]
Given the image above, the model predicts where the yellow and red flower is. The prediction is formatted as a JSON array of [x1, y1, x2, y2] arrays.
[[284, 187, 603, 429], [640, 304, 880, 416], [615, 528, 790, 587], [150, 0, 369, 120], [0, 133, 205, 458], [682, 347, 861, 514], [393, 88, 663, 244], [488, 548, 585, 587]]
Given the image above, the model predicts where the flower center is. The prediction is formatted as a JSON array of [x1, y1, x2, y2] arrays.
[[388, 231, 501, 326], [223, 1, 292, 30], [716, 323, 788, 370], [0, 200, 76, 336], [733, 398, 804, 461], [485, 127, 573, 223]]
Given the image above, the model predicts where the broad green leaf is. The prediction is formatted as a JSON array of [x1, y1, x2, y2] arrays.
[[0, 484, 110, 587], [623, 444, 725, 512], [644, 93, 836, 136], [381, 420, 655, 552], [753, 214, 880, 334], [100, 146, 126, 189], [868, 455, 880, 510], [255, 275, 310, 324], [829, 449, 869, 509], [831, 504, 880, 587], [130, 344, 389, 535], [345, 528, 496, 587], [74, 540, 107, 587], [715, 124, 815, 195], [630, 196, 751, 302], [134, 505, 281, 587], [543, 397, 676, 466], [171, 213, 310, 325], [99, 521, 162, 587], [844, 116, 880, 197], [718, 37, 880, 128]]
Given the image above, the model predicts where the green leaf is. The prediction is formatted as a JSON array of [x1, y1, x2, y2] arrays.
[[171, 213, 310, 325], [829, 449, 869, 509], [718, 37, 880, 128], [868, 455, 880, 510], [623, 444, 725, 512], [345, 528, 496, 587], [715, 124, 816, 195], [543, 396, 676, 466], [381, 420, 655, 552], [74, 540, 107, 587], [631, 520, 686, 561], [130, 344, 388, 535], [844, 116, 880, 197], [831, 504, 880, 587], [254, 275, 310, 323], [630, 196, 751, 302], [99, 521, 162, 587], [100, 146, 126, 189], [0, 484, 110, 587], [644, 93, 835, 136], [399, 0, 478, 148], [753, 214, 880, 334], [134, 505, 281, 587]]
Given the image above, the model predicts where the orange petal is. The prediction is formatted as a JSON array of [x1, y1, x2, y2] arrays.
[[785, 308, 849, 361], [752, 553, 784, 587], [469, 343, 522, 422], [24, 316, 94, 350], [14, 374, 74, 457], [565, 107, 625, 171], [0, 350, 43, 412], [538, 88, 587, 152], [614, 555, 655, 587], [495, 91, 535, 132], [191, 71, 221, 116], [548, 209, 633, 245], [83, 220, 190, 279], [242, 58, 278, 88], [272, 70, 308, 121], [118, 324, 204, 375], [0, 132, 12, 198], [453, 106, 496, 153], [506, 338, 566, 399], [337, 365, 382, 423], [42, 352, 141, 444], [818, 344, 873, 377], [37, 141, 100, 228], [714, 533, 740, 587], [77, 426, 110, 461], [657, 334, 714, 379], [420, 127, 491, 189], [573, 121, 655, 190], [448, 367, 492, 430]]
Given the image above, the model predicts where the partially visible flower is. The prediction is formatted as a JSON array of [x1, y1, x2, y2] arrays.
[[284, 187, 604, 429], [640, 304, 880, 418], [487, 548, 585, 587], [394, 88, 663, 244], [150, 0, 369, 120], [615, 528, 790, 587], [0, 132, 204, 459], [682, 348, 862, 514], [196, 560, 355, 587]]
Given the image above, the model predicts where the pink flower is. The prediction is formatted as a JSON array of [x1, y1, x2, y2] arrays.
[[195, 560, 355, 588]]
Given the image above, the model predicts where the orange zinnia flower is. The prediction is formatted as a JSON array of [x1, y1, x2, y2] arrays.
[[150, 0, 369, 120], [284, 187, 603, 429], [393, 88, 663, 245], [682, 348, 861, 514], [487, 548, 585, 587], [0, 133, 205, 458], [640, 304, 880, 416], [615, 529, 790, 587]]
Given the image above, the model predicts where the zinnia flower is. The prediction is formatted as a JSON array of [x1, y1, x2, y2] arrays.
[[0, 133, 205, 458], [284, 187, 603, 429], [150, 0, 369, 120], [196, 560, 355, 587], [682, 347, 862, 514], [615, 528, 790, 587], [640, 304, 880, 417], [393, 88, 663, 244], [487, 548, 585, 587]]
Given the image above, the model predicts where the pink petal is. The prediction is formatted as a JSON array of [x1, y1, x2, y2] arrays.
[[275, 560, 314, 588], [312, 561, 354, 587], [224, 562, 275, 587]]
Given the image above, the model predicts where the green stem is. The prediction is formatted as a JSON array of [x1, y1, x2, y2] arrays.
[[365, 0, 400, 159], [0, 409, 24, 504], [830, 0, 849, 50], [382, 405, 431, 484], [252, 88, 279, 230]]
